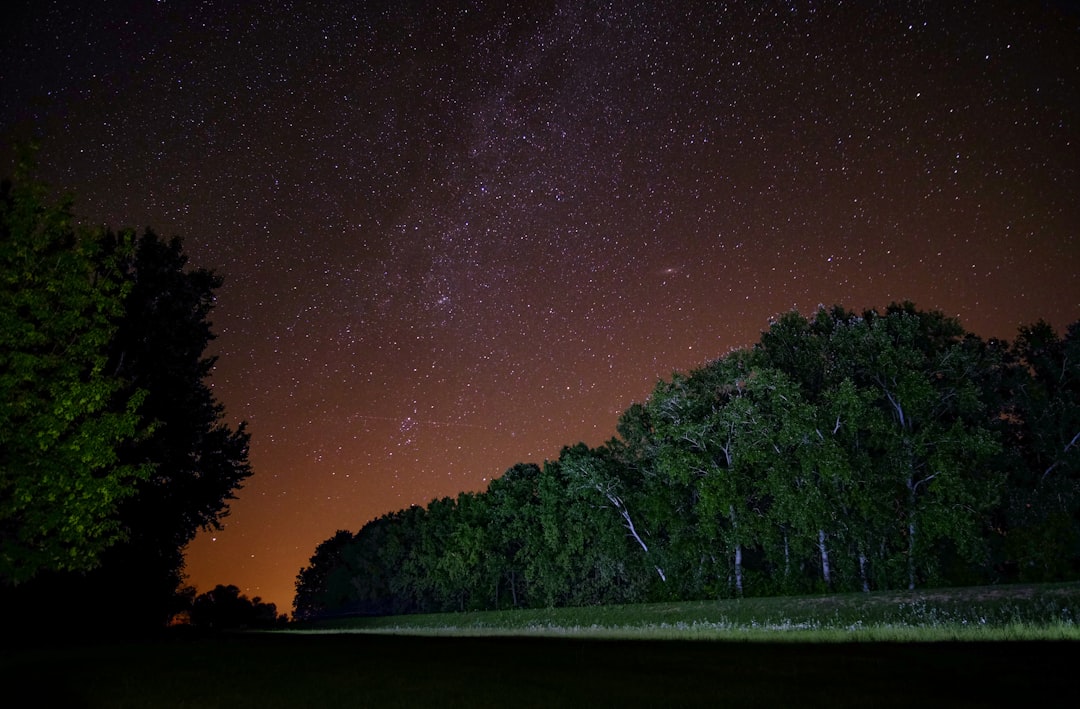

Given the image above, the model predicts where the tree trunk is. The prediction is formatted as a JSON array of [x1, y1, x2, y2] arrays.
[[608, 491, 666, 582], [907, 474, 917, 590], [818, 528, 831, 588], [783, 532, 790, 579], [734, 544, 743, 596], [731, 505, 743, 596], [907, 518, 916, 591], [858, 549, 869, 593]]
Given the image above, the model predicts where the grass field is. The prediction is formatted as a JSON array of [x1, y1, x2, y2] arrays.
[[4, 583, 1078, 708], [297, 582, 1080, 642]]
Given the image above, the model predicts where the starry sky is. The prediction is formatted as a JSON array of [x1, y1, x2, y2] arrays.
[[3, 1, 1078, 615]]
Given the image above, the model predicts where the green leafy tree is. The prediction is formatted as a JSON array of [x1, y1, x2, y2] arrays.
[[484, 463, 542, 608], [528, 452, 638, 607], [341, 514, 413, 616], [8, 228, 254, 630], [649, 351, 767, 596], [830, 305, 1002, 588], [614, 402, 703, 599], [757, 307, 906, 592], [394, 500, 448, 612], [734, 367, 841, 592], [0, 172, 148, 585], [560, 442, 664, 586], [439, 491, 492, 611], [384, 505, 430, 613], [999, 320, 1080, 580]]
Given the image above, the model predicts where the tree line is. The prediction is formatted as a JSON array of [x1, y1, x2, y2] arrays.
[[1, 162, 254, 633], [295, 304, 1079, 619]]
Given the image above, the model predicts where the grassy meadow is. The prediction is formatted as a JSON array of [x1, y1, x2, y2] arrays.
[[297, 582, 1080, 642], [4, 583, 1078, 708]]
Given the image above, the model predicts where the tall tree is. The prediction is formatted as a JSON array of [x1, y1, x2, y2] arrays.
[[999, 320, 1080, 580], [6, 228, 251, 630], [0, 172, 148, 585], [829, 305, 1002, 589], [91, 229, 251, 627], [757, 307, 907, 592], [614, 402, 703, 599], [293, 529, 356, 621], [649, 350, 767, 596], [560, 442, 666, 584], [484, 463, 542, 608], [529, 453, 639, 607], [439, 491, 493, 611]]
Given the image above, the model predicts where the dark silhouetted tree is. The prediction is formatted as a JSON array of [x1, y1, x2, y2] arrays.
[[190, 584, 283, 630], [293, 530, 356, 621], [82, 229, 252, 628]]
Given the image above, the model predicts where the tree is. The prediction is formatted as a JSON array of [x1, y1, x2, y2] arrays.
[[649, 351, 768, 596], [998, 320, 1080, 580], [484, 463, 542, 608], [75, 229, 252, 628], [614, 402, 703, 599], [439, 491, 493, 611], [756, 307, 907, 592], [527, 452, 640, 607], [829, 305, 1002, 589], [0, 171, 149, 585], [189, 584, 284, 630], [293, 530, 356, 621], [560, 442, 666, 584], [3, 215, 251, 630]]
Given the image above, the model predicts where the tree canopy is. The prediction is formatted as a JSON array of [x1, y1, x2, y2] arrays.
[[189, 584, 285, 630], [0, 170, 149, 584], [79, 228, 252, 629], [1, 168, 251, 631], [296, 304, 1080, 619]]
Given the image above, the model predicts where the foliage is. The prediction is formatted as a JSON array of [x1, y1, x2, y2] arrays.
[[0, 169, 149, 584], [66, 228, 252, 629], [997, 320, 1080, 580], [295, 303, 1080, 618], [1, 165, 251, 632], [189, 583, 285, 630]]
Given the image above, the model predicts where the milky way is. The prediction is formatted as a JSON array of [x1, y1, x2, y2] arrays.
[[3, 1, 1077, 613]]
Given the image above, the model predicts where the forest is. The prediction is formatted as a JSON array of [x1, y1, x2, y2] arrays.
[[295, 304, 1080, 619]]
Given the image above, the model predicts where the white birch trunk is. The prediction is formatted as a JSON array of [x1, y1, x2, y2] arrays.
[[604, 488, 666, 582], [818, 528, 831, 587], [731, 505, 743, 595], [783, 532, 790, 579], [907, 474, 917, 591]]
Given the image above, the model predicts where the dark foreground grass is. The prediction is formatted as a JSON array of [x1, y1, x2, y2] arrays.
[[2, 632, 1076, 708]]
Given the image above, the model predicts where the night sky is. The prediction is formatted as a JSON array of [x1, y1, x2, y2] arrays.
[[3, 1, 1078, 615]]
